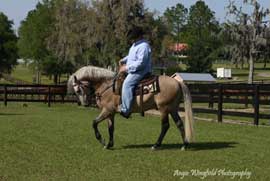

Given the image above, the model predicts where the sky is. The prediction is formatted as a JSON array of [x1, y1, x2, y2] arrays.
[[0, 0, 270, 32]]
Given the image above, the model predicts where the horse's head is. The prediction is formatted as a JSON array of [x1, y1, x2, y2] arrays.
[[72, 76, 91, 106]]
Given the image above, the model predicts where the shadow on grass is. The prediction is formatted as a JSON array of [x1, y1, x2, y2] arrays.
[[122, 141, 238, 151], [0, 113, 25, 116]]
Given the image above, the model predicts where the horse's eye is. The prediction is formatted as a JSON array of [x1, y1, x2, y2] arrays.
[[82, 84, 89, 89]]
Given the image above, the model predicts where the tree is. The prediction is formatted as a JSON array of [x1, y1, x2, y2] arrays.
[[18, 0, 78, 84], [89, 0, 158, 68], [0, 12, 18, 74], [163, 3, 187, 43], [262, 27, 270, 68], [227, 0, 270, 83], [19, 0, 160, 79], [184, 1, 220, 73], [223, 18, 250, 69], [18, 0, 54, 83], [46, 0, 91, 69]]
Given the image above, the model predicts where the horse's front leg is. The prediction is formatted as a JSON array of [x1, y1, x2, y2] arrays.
[[92, 109, 111, 146], [104, 115, 115, 149]]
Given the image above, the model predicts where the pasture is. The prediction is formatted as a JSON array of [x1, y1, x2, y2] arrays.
[[1, 103, 270, 180]]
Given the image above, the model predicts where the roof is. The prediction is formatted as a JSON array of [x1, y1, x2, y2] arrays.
[[169, 43, 188, 52], [172, 73, 216, 82]]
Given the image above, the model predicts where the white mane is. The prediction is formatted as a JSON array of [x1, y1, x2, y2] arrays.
[[67, 65, 116, 94]]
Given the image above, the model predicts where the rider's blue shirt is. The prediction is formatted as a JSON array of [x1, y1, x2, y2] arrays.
[[121, 39, 152, 75]]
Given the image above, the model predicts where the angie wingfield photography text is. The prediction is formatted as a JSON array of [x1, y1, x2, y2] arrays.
[[173, 168, 252, 179]]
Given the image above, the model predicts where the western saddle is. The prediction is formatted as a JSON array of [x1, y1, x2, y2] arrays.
[[113, 73, 160, 116]]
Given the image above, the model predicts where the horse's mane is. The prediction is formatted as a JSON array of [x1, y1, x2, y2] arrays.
[[67, 65, 116, 94]]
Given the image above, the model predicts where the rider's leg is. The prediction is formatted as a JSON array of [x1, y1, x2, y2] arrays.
[[121, 73, 144, 116]]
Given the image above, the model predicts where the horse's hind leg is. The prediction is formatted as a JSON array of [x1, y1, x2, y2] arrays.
[[170, 111, 188, 150], [152, 113, 170, 150]]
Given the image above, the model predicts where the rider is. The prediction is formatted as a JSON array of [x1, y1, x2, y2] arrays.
[[119, 26, 152, 119]]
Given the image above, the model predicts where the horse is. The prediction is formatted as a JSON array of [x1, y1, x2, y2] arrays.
[[67, 65, 194, 150]]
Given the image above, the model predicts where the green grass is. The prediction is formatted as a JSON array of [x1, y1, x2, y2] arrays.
[[1, 103, 270, 180], [3, 64, 68, 84], [10, 64, 34, 83]]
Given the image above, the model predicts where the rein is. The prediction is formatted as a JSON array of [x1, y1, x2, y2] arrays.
[[95, 73, 120, 100]]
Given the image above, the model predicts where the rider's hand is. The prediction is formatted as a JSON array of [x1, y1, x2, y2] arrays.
[[118, 59, 123, 66], [119, 65, 127, 73]]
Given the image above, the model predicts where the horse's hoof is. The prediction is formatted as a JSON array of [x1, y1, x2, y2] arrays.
[[99, 138, 106, 146], [104, 143, 114, 150], [181, 143, 189, 151], [181, 146, 186, 151], [103, 145, 111, 150], [151, 145, 161, 151]]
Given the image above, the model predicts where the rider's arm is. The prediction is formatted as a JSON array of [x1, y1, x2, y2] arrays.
[[127, 44, 150, 73]]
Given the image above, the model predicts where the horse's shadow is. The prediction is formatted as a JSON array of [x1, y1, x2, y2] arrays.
[[122, 141, 238, 151]]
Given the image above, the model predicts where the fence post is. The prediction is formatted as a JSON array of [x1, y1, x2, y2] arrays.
[[218, 84, 223, 123], [209, 89, 214, 109], [4, 85, 7, 106], [254, 85, 259, 125], [48, 86, 51, 107]]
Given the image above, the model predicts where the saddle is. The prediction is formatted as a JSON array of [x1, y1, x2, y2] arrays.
[[113, 73, 160, 116]]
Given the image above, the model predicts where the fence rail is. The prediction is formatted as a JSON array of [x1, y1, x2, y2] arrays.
[[188, 83, 270, 125], [0, 84, 78, 106], [1, 83, 270, 125]]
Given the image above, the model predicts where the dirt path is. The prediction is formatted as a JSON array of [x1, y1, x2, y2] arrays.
[[257, 73, 270, 78], [145, 109, 270, 127]]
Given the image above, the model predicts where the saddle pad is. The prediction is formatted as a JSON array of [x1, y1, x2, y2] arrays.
[[134, 78, 159, 96]]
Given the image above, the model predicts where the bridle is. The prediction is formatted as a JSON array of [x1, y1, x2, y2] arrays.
[[74, 72, 122, 101]]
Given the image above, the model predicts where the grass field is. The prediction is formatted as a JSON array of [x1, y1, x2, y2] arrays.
[[1, 103, 270, 180], [0, 65, 67, 84]]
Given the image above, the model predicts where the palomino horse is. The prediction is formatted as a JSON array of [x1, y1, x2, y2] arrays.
[[67, 66, 194, 150]]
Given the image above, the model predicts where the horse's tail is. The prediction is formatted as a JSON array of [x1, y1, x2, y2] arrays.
[[178, 80, 194, 142]]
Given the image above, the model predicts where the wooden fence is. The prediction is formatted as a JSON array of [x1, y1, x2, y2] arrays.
[[0, 84, 77, 107], [1, 83, 270, 125], [187, 83, 270, 125]]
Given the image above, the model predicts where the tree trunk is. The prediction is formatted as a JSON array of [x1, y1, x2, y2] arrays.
[[54, 74, 58, 85], [58, 74, 61, 84], [248, 55, 254, 84], [36, 71, 41, 84], [240, 61, 244, 69]]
